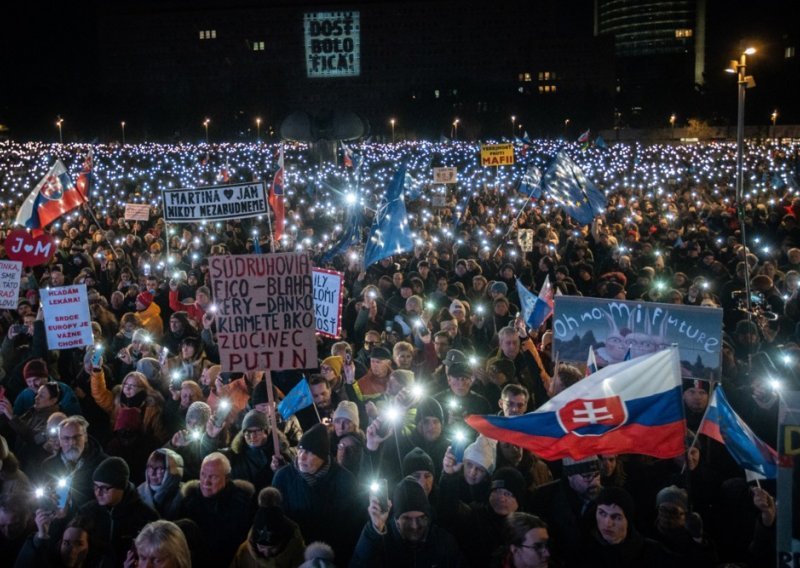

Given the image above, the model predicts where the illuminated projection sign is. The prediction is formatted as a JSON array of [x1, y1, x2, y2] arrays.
[[304, 11, 361, 78]]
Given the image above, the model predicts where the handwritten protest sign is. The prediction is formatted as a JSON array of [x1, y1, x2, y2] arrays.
[[0, 260, 22, 309], [162, 182, 269, 223], [210, 253, 318, 372], [313, 268, 344, 338], [552, 296, 723, 379], [433, 167, 457, 184], [124, 203, 150, 221], [40, 284, 93, 350]]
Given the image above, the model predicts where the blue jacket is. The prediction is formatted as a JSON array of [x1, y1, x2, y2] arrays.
[[13, 380, 81, 416]]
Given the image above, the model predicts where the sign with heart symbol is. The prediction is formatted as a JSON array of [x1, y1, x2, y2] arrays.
[[223, 189, 235, 200], [4, 229, 57, 267]]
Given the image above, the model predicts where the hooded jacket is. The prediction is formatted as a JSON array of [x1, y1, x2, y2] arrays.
[[136, 448, 184, 520], [222, 429, 294, 493]]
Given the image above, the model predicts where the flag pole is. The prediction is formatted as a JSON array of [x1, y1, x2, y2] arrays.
[[312, 400, 322, 423], [265, 196, 275, 253], [264, 370, 281, 456]]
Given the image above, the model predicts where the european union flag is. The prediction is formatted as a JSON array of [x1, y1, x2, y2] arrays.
[[542, 152, 606, 225], [320, 208, 363, 264], [363, 164, 414, 267], [516, 280, 538, 329], [278, 378, 313, 420]]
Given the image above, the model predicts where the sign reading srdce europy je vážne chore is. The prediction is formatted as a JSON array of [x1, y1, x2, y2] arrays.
[[162, 182, 268, 223]]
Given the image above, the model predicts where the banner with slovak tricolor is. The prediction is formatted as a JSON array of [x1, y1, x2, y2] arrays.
[[466, 348, 686, 460]]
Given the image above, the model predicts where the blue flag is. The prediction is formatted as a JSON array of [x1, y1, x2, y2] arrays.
[[278, 378, 313, 420], [518, 165, 542, 199], [364, 164, 414, 267], [542, 152, 606, 225], [516, 280, 538, 329], [320, 209, 363, 264], [595, 136, 607, 149]]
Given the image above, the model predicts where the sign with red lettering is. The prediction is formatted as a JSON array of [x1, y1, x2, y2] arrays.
[[209, 253, 318, 372], [4, 229, 56, 267], [0, 260, 23, 309], [40, 284, 93, 350]]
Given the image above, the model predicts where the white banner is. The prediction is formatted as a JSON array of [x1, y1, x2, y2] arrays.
[[433, 167, 457, 184], [778, 391, 800, 563], [40, 284, 93, 350], [124, 203, 151, 221], [313, 268, 344, 338], [0, 260, 23, 310], [162, 182, 269, 223]]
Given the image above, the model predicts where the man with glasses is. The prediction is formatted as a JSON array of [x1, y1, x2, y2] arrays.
[[75, 457, 158, 566], [352, 476, 461, 567], [217, 410, 293, 492], [531, 455, 603, 566], [39, 416, 109, 508]]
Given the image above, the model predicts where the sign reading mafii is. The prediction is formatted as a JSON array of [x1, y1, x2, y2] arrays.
[[210, 253, 318, 372], [162, 182, 269, 223]]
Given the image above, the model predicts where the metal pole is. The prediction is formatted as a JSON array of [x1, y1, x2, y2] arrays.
[[735, 53, 753, 324]]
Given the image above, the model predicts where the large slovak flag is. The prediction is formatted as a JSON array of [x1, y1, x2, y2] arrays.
[[698, 385, 779, 479], [15, 160, 87, 231], [466, 348, 686, 460], [269, 144, 285, 242]]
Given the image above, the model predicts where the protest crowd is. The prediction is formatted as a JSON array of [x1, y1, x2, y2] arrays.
[[0, 137, 797, 567]]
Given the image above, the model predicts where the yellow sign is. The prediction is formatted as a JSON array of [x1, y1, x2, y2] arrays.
[[480, 143, 515, 167]]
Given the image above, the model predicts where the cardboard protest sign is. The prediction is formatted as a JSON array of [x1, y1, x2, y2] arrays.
[[210, 253, 318, 372], [552, 296, 723, 380], [480, 143, 515, 167], [162, 182, 269, 223], [40, 284, 93, 350], [433, 167, 457, 184], [0, 260, 23, 309], [517, 229, 534, 252], [313, 268, 344, 338], [124, 203, 150, 221]]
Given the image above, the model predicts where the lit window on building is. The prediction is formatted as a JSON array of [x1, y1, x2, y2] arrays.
[[253, 41, 265, 51], [786, 46, 796, 59], [675, 29, 693, 38], [434, 89, 440, 99], [199, 30, 217, 40]]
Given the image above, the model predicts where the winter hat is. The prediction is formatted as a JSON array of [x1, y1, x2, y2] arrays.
[[487, 357, 516, 380], [93, 457, 130, 489], [736, 319, 759, 335], [23, 359, 49, 380], [333, 401, 360, 429], [298, 424, 330, 460], [185, 401, 212, 428], [490, 467, 526, 504], [562, 455, 600, 477], [656, 485, 688, 511], [322, 355, 344, 377], [449, 300, 466, 314], [136, 291, 154, 309], [393, 476, 431, 518], [415, 397, 444, 425], [443, 349, 467, 366], [299, 542, 336, 568], [463, 435, 497, 474], [252, 379, 269, 405], [605, 282, 625, 298], [596, 486, 635, 522], [149, 448, 185, 479], [131, 329, 151, 344], [447, 362, 472, 379], [682, 378, 711, 393], [252, 506, 294, 548], [242, 409, 269, 431], [402, 447, 435, 477], [489, 281, 508, 295], [369, 346, 392, 361]]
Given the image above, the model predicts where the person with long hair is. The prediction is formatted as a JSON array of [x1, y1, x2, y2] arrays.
[[125, 520, 191, 568]]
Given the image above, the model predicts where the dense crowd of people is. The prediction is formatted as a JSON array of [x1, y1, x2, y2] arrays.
[[0, 138, 797, 566]]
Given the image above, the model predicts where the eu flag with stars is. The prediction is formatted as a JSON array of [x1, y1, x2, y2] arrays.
[[363, 164, 414, 267], [278, 378, 314, 420], [542, 152, 606, 225]]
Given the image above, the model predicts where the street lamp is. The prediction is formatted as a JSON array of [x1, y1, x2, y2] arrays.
[[203, 118, 210, 144], [771, 109, 778, 140], [390, 118, 396, 143], [256, 117, 261, 142], [726, 46, 757, 318], [452, 118, 460, 141], [121, 121, 126, 145], [511, 115, 516, 138], [563, 118, 570, 139], [56, 117, 64, 144]]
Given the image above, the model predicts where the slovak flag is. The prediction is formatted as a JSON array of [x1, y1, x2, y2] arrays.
[[75, 148, 93, 197], [577, 129, 591, 144], [269, 144, 285, 242], [466, 348, 686, 460], [585, 345, 598, 377], [528, 274, 555, 330], [698, 385, 779, 479], [15, 160, 87, 231], [342, 142, 354, 168]]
